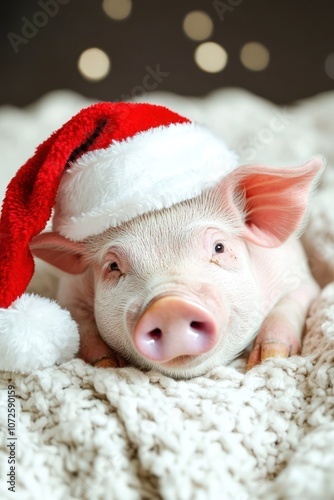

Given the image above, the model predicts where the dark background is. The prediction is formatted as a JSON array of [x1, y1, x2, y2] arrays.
[[1, 0, 334, 107]]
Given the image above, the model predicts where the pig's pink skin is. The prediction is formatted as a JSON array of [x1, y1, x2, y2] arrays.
[[30, 157, 323, 378], [246, 280, 319, 370], [44, 219, 317, 378]]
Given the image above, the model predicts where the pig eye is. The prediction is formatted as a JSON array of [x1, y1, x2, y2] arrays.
[[108, 262, 120, 272], [214, 243, 225, 254]]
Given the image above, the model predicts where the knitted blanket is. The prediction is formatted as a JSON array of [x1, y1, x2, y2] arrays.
[[0, 90, 334, 500]]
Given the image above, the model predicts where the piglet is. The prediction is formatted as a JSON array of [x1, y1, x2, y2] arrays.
[[30, 158, 323, 378]]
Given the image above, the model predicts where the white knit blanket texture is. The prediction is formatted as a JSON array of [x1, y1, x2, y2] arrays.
[[0, 89, 334, 500]]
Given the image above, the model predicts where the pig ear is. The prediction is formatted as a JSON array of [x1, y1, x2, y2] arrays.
[[30, 232, 88, 274], [232, 156, 325, 247]]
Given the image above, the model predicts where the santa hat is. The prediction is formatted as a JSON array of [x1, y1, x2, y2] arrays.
[[0, 102, 238, 373]]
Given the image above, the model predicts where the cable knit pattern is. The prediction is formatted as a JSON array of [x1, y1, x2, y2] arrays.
[[0, 89, 334, 499]]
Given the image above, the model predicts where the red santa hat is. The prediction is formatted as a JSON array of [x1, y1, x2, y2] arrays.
[[0, 102, 238, 373]]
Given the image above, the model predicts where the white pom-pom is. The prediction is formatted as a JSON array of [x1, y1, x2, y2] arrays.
[[0, 294, 79, 373]]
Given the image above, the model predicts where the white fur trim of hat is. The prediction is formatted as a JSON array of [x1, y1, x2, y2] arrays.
[[53, 122, 238, 240]]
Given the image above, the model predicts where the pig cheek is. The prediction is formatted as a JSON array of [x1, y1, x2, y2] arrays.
[[93, 279, 144, 359], [93, 280, 128, 351], [214, 271, 262, 354]]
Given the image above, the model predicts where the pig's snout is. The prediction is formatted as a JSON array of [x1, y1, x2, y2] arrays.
[[132, 296, 218, 363]]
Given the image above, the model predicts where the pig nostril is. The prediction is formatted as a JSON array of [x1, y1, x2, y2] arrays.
[[148, 328, 162, 341], [190, 321, 205, 331]]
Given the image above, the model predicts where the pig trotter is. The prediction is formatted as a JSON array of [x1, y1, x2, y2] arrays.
[[92, 353, 127, 368], [64, 300, 128, 369], [246, 341, 292, 371], [261, 341, 291, 360], [246, 284, 319, 371]]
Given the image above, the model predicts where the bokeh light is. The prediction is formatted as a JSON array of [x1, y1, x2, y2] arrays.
[[102, 0, 132, 21], [194, 42, 228, 73], [183, 11, 214, 41], [325, 53, 334, 79], [78, 48, 111, 81], [240, 42, 270, 71]]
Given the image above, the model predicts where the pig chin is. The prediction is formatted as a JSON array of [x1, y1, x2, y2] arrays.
[[125, 346, 236, 379], [99, 314, 248, 378], [127, 322, 241, 379], [128, 324, 254, 379]]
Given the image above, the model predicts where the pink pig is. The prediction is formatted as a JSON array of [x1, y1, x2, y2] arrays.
[[30, 158, 323, 378]]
